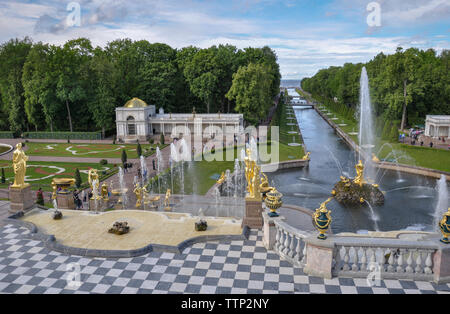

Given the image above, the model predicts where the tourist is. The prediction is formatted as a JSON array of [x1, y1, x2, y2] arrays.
[[430, 142, 434, 148], [152, 159, 156, 171]]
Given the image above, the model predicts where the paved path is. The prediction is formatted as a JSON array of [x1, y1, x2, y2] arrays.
[[0, 201, 10, 228], [0, 223, 448, 294]]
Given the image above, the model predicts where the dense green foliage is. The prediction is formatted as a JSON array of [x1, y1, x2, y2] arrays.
[[302, 47, 450, 129], [74, 168, 82, 188], [0, 37, 280, 134]]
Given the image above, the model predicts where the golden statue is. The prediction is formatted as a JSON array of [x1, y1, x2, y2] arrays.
[[372, 154, 380, 163], [260, 172, 273, 193], [217, 172, 226, 185], [164, 189, 172, 211], [353, 160, 365, 187], [51, 181, 57, 200], [244, 148, 255, 195], [101, 183, 109, 201], [251, 165, 262, 201], [134, 183, 143, 208], [302, 152, 311, 161], [11, 143, 29, 189], [88, 169, 99, 191]]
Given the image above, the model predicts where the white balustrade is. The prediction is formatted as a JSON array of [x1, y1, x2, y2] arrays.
[[273, 220, 309, 268]]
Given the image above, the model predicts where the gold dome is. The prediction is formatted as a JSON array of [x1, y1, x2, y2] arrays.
[[124, 98, 149, 108]]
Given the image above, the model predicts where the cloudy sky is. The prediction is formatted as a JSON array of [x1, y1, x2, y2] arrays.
[[0, 0, 449, 79]]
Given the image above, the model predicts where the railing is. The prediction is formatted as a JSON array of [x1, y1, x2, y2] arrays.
[[331, 237, 438, 282], [273, 220, 310, 268]]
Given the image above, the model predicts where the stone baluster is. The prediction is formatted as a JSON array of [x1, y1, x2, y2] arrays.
[[301, 243, 307, 266], [396, 249, 405, 273], [342, 246, 350, 271], [295, 236, 302, 262], [332, 246, 341, 271], [406, 251, 414, 273], [387, 249, 396, 273], [379, 249, 387, 273], [360, 247, 367, 271], [275, 226, 281, 252], [424, 251, 433, 275], [289, 234, 296, 259], [351, 247, 359, 272], [415, 250, 423, 274], [282, 231, 290, 255], [369, 248, 377, 271], [277, 228, 285, 253]]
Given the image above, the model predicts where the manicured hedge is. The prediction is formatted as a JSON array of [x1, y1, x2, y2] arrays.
[[0, 132, 14, 139], [23, 131, 102, 140]]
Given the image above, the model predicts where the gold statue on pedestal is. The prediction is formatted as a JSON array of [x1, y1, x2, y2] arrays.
[[101, 183, 109, 201], [11, 143, 29, 189], [164, 189, 172, 211], [245, 148, 261, 200], [88, 169, 98, 188], [353, 160, 365, 187], [51, 181, 57, 200], [134, 183, 143, 208]]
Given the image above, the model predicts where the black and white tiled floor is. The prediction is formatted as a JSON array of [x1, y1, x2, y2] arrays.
[[0, 224, 449, 294]]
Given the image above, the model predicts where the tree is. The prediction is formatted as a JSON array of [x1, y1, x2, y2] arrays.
[[160, 133, 165, 145], [1, 168, 5, 183], [226, 63, 273, 125], [137, 142, 142, 157], [390, 124, 400, 143], [88, 49, 117, 137], [74, 168, 82, 188], [36, 190, 44, 206], [0, 38, 32, 133], [121, 149, 128, 166]]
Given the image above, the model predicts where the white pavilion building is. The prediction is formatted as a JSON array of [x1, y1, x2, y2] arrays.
[[116, 98, 244, 143], [425, 115, 450, 138]]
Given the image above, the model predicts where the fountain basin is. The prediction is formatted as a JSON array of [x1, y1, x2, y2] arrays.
[[20, 209, 243, 253]]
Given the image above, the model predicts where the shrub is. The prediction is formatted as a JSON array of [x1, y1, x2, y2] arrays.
[[390, 124, 400, 142], [36, 191, 44, 206], [74, 168, 82, 188], [160, 134, 165, 145], [23, 131, 102, 140], [149, 138, 154, 145], [121, 150, 128, 165], [100, 159, 108, 166], [381, 121, 392, 140], [137, 143, 142, 157], [1, 168, 5, 184]]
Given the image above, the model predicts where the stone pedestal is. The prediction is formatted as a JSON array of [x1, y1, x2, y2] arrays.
[[303, 238, 335, 279], [433, 245, 450, 284], [242, 197, 263, 229], [57, 193, 75, 210], [89, 198, 107, 212], [262, 212, 285, 250], [9, 185, 34, 213]]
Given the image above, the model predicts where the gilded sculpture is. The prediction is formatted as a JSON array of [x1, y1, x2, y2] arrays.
[[353, 160, 365, 187], [134, 183, 143, 208], [12, 143, 29, 189]]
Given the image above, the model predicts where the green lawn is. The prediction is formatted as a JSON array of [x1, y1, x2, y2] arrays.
[[306, 91, 450, 173], [0, 146, 10, 154], [0, 161, 117, 192], [24, 142, 164, 159]]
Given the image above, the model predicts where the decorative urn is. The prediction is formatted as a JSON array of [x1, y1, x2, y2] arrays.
[[439, 208, 450, 244], [312, 198, 333, 240], [264, 188, 283, 217]]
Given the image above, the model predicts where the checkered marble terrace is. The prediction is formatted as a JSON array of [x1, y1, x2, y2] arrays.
[[0, 224, 449, 294]]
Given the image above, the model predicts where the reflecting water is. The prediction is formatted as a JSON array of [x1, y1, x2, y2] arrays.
[[268, 108, 450, 234]]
